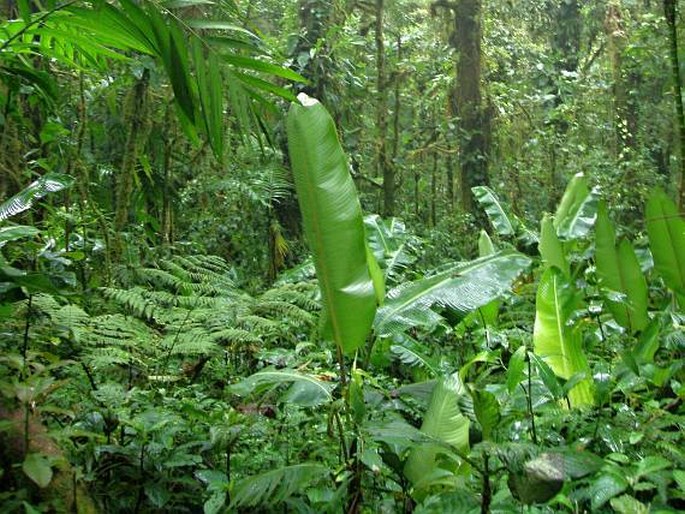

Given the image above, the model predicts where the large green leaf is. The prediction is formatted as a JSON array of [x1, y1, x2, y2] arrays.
[[228, 368, 334, 407], [364, 214, 415, 282], [646, 189, 685, 296], [533, 268, 594, 407], [595, 202, 648, 333], [404, 374, 470, 488], [287, 95, 377, 355], [539, 214, 569, 276], [0, 173, 74, 222], [554, 173, 598, 240], [230, 463, 328, 509], [375, 250, 531, 337], [472, 186, 516, 236]]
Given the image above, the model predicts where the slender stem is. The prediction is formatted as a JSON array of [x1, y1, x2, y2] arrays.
[[481, 454, 491, 514], [22, 294, 33, 372], [527, 354, 538, 444]]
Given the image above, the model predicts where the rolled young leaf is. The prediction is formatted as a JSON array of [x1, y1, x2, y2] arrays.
[[287, 94, 378, 355]]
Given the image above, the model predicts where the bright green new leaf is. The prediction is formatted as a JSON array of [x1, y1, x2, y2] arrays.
[[595, 202, 648, 333], [533, 267, 594, 407], [478, 230, 496, 256], [554, 172, 598, 240], [507, 345, 527, 394], [404, 374, 470, 488], [539, 214, 569, 276], [287, 95, 378, 355], [472, 186, 516, 236], [646, 189, 685, 296]]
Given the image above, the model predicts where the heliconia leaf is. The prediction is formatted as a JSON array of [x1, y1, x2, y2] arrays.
[[533, 267, 594, 407], [471, 389, 500, 440], [478, 230, 496, 256], [507, 345, 527, 394], [230, 463, 328, 509], [404, 374, 470, 487], [0, 225, 40, 248], [287, 95, 377, 355], [594, 202, 649, 333], [472, 186, 516, 236], [646, 189, 685, 296], [0, 173, 74, 222], [539, 214, 569, 276], [554, 172, 598, 240], [364, 214, 415, 283], [228, 368, 334, 407], [375, 250, 531, 337]]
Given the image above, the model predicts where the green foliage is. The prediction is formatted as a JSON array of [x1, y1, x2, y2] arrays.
[[287, 94, 378, 355]]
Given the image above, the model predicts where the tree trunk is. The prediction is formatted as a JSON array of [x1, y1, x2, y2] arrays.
[[375, 0, 394, 217], [664, 0, 685, 210], [442, 0, 490, 215]]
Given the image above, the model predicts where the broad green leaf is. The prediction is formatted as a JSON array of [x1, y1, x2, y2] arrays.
[[364, 214, 415, 281], [472, 186, 516, 236], [471, 389, 500, 440], [507, 346, 527, 394], [554, 173, 598, 240], [228, 368, 334, 407], [0, 173, 74, 222], [595, 202, 649, 333], [478, 230, 495, 256], [230, 463, 328, 509], [533, 268, 594, 407], [287, 95, 377, 354], [646, 189, 685, 296], [375, 250, 531, 337], [590, 469, 628, 510], [539, 214, 569, 276], [610, 495, 648, 514], [22, 453, 53, 488], [529, 352, 564, 400], [404, 374, 470, 488], [0, 225, 40, 248]]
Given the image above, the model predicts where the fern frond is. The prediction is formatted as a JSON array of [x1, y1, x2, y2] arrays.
[[101, 287, 158, 321], [252, 300, 315, 326]]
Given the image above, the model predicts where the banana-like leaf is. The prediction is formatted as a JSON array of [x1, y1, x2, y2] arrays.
[[646, 189, 685, 296], [539, 214, 569, 277], [533, 268, 594, 407], [0, 173, 74, 222], [375, 250, 531, 337], [404, 374, 470, 488], [287, 95, 378, 355], [554, 173, 598, 240], [0, 225, 40, 248], [230, 463, 328, 509], [365, 214, 415, 284], [472, 186, 516, 236], [595, 202, 648, 332], [478, 230, 496, 256], [228, 368, 334, 407]]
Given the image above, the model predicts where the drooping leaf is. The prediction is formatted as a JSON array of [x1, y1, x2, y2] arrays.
[[645, 189, 685, 296], [507, 345, 527, 394], [472, 186, 516, 236], [0, 173, 74, 222], [533, 268, 594, 407], [230, 463, 328, 509], [287, 95, 377, 355], [539, 214, 569, 276], [228, 368, 334, 407], [595, 202, 649, 333], [375, 250, 530, 337], [404, 374, 470, 488], [554, 173, 598, 240], [22, 453, 53, 488]]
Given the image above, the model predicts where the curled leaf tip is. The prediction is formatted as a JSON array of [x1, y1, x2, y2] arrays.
[[296, 92, 319, 107]]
